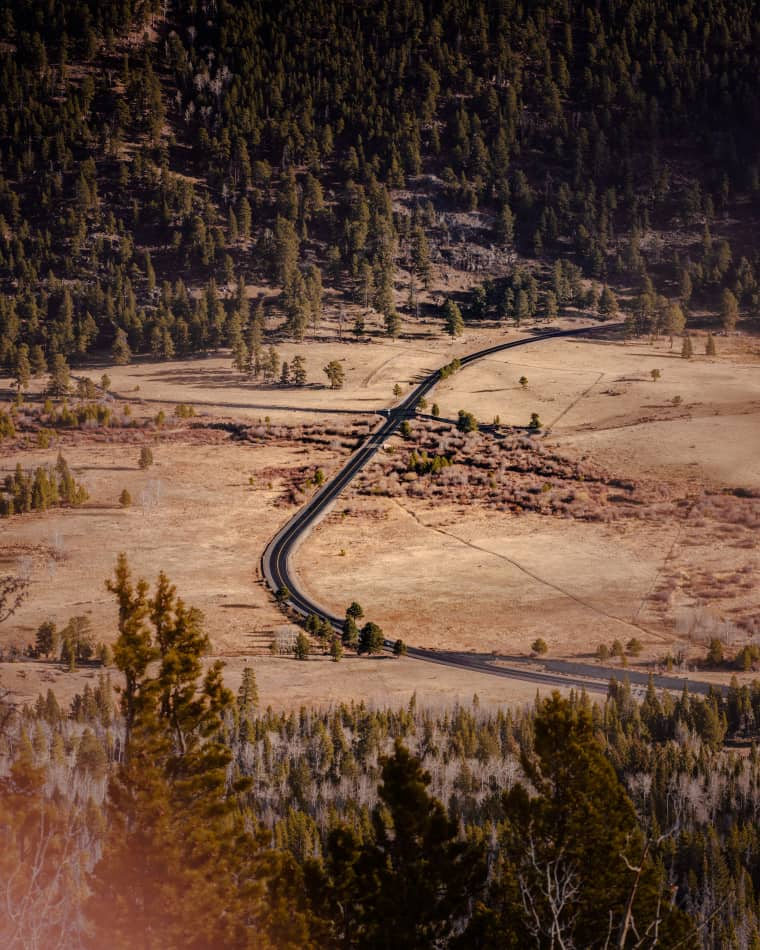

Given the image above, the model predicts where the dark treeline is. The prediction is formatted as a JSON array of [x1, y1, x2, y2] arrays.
[[1, 0, 760, 387], [5, 557, 760, 946]]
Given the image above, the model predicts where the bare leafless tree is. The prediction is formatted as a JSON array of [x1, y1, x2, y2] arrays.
[[0, 574, 30, 625], [518, 835, 580, 949], [0, 798, 91, 949]]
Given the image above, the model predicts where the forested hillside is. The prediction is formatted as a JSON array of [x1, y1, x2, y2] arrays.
[[6, 556, 760, 946], [1, 0, 760, 385]]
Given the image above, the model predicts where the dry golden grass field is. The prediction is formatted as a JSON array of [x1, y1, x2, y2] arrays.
[[1, 322, 758, 709]]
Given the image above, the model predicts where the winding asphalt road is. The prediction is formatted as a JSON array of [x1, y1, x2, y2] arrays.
[[260, 324, 635, 683], [260, 322, 726, 697]]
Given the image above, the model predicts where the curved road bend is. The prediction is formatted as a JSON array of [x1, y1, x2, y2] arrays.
[[262, 322, 620, 614], [260, 321, 725, 697], [259, 323, 641, 682]]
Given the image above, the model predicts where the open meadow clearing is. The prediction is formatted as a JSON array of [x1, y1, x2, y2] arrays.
[[1, 326, 759, 707]]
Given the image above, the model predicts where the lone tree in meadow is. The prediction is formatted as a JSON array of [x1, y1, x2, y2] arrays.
[[291, 355, 307, 386], [705, 333, 717, 356], [138, 447, 154, 469], [323, 360, 345, 389]]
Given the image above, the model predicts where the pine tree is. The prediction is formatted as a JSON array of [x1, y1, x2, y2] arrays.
[[384, 310, 401, 337], [232, 335, 249, 373], [31, 345, 48, 377], [264, 346, 280, 383], [323, 360, 345, 389], [238, 196, 252, 241], [442, 299, 464, 336], [359, 622, 384, 655], [543, 290, 558, 322], [411, 225, 432, 288], [48, 354, 70, 397], [90, 556, 312, 948], [705, 332, 717, 356], [238, 666, 259, 714], [14, 343, 31, 393], [496, 203, 515, 248], [274, 216, 300, 290], [681, 334, 693, 359], [112, 329, 132, 365], [291, 355, 307, 386], [35, 620, 58, 658], [295, 632, 311, 660], [721, 288, 739, 332], [665, 302, 686, 345], [306, 265, 323, 337], [598, 285, 618, 318], [315, 741, 486, 947], [342, 616, 359, 649]]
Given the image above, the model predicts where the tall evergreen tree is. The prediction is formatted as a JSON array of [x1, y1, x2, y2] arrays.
[[313, 741, 486, 948], [90, 556, 313, 949], [442, 299, 464, 337]]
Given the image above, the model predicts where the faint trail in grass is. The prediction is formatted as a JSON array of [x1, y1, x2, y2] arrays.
[[393, 500, 668, 641], [544, 371, 606, 433]]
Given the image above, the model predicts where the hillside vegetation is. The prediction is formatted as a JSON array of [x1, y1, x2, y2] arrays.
[[1, 0, 759, 385], [8, 556, 760, 947]]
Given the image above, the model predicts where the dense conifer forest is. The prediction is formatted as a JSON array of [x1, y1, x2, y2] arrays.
[[1, 0, 760, 383]]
